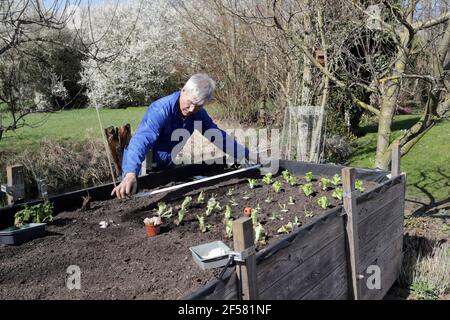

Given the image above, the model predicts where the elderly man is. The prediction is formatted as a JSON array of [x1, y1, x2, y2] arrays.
[[111, 73, 257, 199]]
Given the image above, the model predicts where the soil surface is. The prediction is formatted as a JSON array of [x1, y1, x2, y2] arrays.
[[0, 172, 379, 299]]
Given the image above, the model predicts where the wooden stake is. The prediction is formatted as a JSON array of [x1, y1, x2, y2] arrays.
[[342, 167, 362, 300], [391, 141, 401, 178], [6, 164, 25, 205], [233, 216, 258, 300]]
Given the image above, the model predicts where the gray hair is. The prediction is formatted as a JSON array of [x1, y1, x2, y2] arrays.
[[183, 73, 216, 105]]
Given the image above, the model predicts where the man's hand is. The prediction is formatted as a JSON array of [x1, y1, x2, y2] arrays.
[[111, 172, 138, 199]]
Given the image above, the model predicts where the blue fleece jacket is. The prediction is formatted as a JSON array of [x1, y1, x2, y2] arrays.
[[122, 91, 249, 176]]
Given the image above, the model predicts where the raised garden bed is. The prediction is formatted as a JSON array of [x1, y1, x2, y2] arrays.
[[0, 160, 405, 300]]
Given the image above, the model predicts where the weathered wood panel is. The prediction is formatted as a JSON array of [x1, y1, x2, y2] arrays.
[[360, 235, 403, 300], [300, 262, 348, 300], [259, 233, 347, 299], [256, 210, 345, 295]]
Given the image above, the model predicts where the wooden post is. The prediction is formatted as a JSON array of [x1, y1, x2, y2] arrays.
[[342, 167, 362, 300], [6, 164, 25, 205], [391, 141, 401, 178], [232, 216, 258, 300]]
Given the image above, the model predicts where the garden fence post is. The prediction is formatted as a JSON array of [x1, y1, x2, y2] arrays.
[[6, 164, 25, 205], [232, 216, 258, 300], [391, 141, 401, 178], [342, 167, 362, 300]]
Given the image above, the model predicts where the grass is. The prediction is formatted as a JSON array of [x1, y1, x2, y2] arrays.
[[0, 107, 148, 153], [349, 115, 450, 202]]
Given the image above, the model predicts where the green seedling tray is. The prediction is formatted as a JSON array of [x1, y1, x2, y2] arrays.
[[0, 223, 46, 245]]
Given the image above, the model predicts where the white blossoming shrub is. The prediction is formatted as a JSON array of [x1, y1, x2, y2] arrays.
[[79, 0, 180, 108]]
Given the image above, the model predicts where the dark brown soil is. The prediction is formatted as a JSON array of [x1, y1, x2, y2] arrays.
[[0, 173, 378, 300]]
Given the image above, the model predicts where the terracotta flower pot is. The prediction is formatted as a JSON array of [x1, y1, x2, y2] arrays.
[[243, 207, 252, 216], [145, 224, 161, 237]]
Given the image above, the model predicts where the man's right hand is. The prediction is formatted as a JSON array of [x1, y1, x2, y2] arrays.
[[111, 172, 138, 199]]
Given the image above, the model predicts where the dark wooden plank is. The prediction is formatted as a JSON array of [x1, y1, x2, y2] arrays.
[[300, 262, 348, 300], [233, 217, 258, 300], [256, 212, 345, 293], [342, 167, 362, 300], [360, 215, 404, 268], [259, 234, 347, 299], [360, 235, 403, 300], [358, 195, 404, 249], [356, 178, 404, 222]]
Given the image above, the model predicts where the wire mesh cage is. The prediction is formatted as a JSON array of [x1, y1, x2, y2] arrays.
[[280, 105, 326, 163]]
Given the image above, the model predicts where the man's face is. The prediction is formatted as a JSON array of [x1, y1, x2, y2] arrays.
[[179, 89, 204, 117]]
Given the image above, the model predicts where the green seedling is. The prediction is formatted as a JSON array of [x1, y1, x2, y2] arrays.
[[251, 207, 259, 225], [265, 196, 273, 203], [229, 198, 239, 206], [304, 209, 314, 218], [223, 205, 233, 221], [317, 196, 330, 209], [196, 215, 210, 233], [288, 196, 295, 205], [197, 191, 205, 204], [175, 208, 187, 225], [281, 169, 290, 180], [248, 178, 258, 189], [320, 178, 331, 190], [355, 180, 365, 193], [277, 222, 294, 234], [332, 187, 344, 201], [287, 175, 298, 186], [225, 219, 233, 238], [181, 196, 192, 210], [156, 202, 173, 218], [301, 183, 313, 197], [304, 171, 313, 182], [270, 212, 282, 221], [278, 203, 289, 213], [226, 187, 235, 196], [331, 174, 341, 186], [272, 181, 282, 193], [254, 223, 266, 244], [242, 191, 251, 200], [293, 216, 301, 226], [262, 172, 273, 185], [206, 196, 221, 216], [14, 202, 54, 227]]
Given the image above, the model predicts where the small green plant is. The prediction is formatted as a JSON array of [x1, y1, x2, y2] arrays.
[[301, 183, 313, 197], [226, 188, 235, 196], [229, 198, 239, 206], [264, 196, 273, 203], [355, 180, 365, 192], [156, 202, 173, 218], [293, 216, 301, 226], [281, 169, 291, 180], [331, 174, 341, 186], [248, 178, 258, 189], [14, 202, 54, 227], [223, 205, 233, 221], [277, 222, 294, 234], [304, 171, 313, 182], [332, 187, 344, 201], [196, 215, 210, 233], [197, 191, 205, 204], [251, 207, 259, 225], [254, 223, 266, 244], [176, 208, 187, 225], [278, 203, 289, 212], [262, 172, 273, 185], [242, 191, 251, 200], [320, 178, 331, 190], [206, 196, 221, 216], [181, 196, 192, 210], [287, 175, 297, 186], [225, 219, 233, 238], [269, 212, 282, 220], [304, 209, 314, 218], [410, 280, 440, 300], [272, 181, 282, 193], [317, 196, 330, 209], [288, 196, 295, 205]]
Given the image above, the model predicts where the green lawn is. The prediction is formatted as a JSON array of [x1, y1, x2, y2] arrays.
[[0, 107, 148, 153], [349, 115, 450, 202]]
